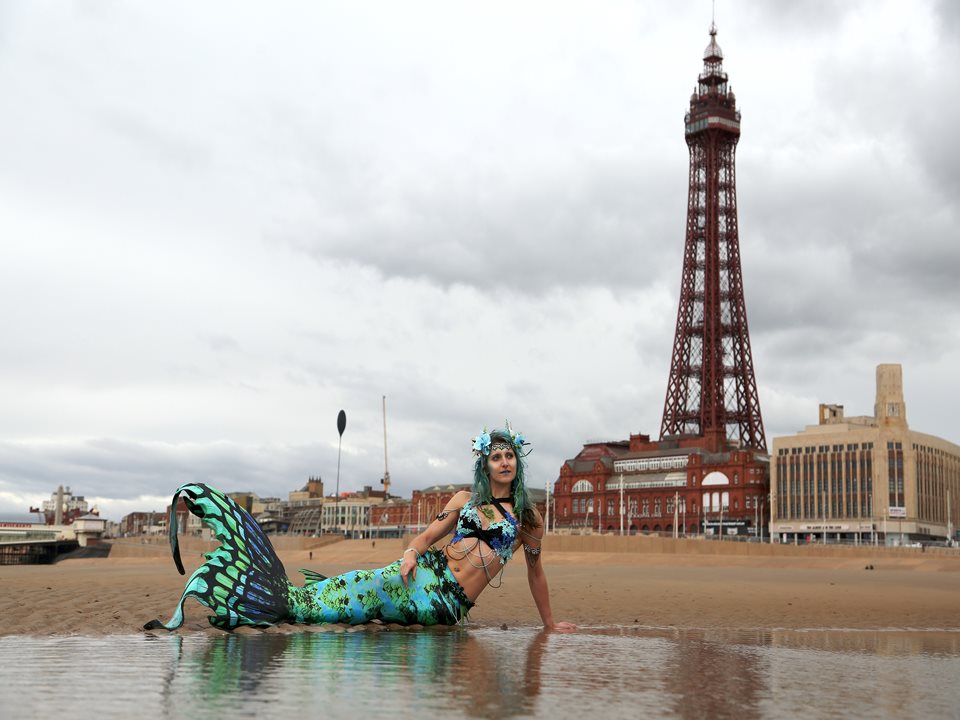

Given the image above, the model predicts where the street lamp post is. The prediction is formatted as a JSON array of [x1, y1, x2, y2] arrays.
[[545, 480, 551, 536], [948, 490, 953, 547], [619, 474, 624, 536], [673, 491, 679, 540], [760, 498, 765, 544], [823, 485, 827, 545], [335, 410, 346, 537]]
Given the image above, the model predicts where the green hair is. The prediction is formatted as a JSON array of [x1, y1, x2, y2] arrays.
[[471, 428, 540, 529]]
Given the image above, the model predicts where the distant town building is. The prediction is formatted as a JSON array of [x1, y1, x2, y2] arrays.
[[770, 364, 960, 546], [119, 511, 163, 536], [33, 486, 90, 525], [73, 513, 107, 546], [411, 484, 471, 533], [120, 477, 546, 541], [288, 476, 324, 503]]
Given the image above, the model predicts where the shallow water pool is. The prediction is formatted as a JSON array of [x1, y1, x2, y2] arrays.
[[1, 626, 959, 718]]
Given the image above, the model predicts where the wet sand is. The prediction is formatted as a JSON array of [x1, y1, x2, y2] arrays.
[[2, 538, 959, 635]]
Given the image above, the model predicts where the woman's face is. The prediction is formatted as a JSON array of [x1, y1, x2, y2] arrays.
[[487, 444, 517, 486]]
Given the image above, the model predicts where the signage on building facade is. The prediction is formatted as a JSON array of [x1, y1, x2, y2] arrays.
[[773, 522, 881, 535], [888, 506, 906, 518], [703, 519, 748, 529], [799, 524, 847, 532]]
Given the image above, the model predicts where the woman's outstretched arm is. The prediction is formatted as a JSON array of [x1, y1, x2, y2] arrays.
[[523, 512, 576, 632]]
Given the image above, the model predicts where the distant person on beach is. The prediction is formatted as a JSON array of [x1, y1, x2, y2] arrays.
[[145, 424, 576, 632]]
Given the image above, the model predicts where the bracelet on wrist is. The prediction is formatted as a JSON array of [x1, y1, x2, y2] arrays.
[[403, 547, 420, 558]]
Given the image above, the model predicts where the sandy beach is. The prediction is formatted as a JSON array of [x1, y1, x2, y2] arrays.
[[2, 537, 959, 636]]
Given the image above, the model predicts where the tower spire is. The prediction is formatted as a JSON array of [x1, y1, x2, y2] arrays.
[[660, 23, 767, 452]]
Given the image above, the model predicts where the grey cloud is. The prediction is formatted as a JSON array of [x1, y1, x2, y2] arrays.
[[285, 156, 685, 293], [0, 438, 337, 509], [203, 334, 243, 354], [741, 0, 857, 32]]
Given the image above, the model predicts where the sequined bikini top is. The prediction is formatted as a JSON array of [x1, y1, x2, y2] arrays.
[[451, 497, 518, 563]]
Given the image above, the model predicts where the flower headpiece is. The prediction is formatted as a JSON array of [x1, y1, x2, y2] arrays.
[[471, 421, 530, 457]]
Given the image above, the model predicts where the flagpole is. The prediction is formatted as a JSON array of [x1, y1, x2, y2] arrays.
[[545, 479, 551, 536], [619, 473, 624, 536]]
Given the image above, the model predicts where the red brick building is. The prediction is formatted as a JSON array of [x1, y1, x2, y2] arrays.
[[554, 433, 768, 537], [119, 511, 157, 536]]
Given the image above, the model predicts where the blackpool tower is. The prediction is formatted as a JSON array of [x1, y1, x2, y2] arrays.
[[554, 22, 770, 538], [660, 24, 767, 453]]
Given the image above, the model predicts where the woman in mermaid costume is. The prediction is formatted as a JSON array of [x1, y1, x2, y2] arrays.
[[145, 426, 576, 632]]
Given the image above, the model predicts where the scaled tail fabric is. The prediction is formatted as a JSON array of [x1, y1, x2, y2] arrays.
[[145, 483, 472, 631], [287, 548, 472, 626], [144, 483, 291, 630]]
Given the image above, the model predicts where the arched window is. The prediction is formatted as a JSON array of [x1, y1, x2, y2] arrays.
[[702, 471, 730, 486], [572, 480, 593, 493]]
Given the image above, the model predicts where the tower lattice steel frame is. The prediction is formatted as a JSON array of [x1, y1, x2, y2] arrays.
[[660, 24, 767, 452]]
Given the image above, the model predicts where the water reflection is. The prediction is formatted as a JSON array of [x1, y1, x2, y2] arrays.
[[3, 628, 960, 718], [154, 628, 549, 718]]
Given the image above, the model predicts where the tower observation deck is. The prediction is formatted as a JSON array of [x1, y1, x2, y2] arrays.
[[660, 24, 767, 452]]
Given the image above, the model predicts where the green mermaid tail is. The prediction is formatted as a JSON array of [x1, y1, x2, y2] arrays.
[[144, 483, 291, 630], [146, 483, 473, 631], [287, 549, 472, 625]]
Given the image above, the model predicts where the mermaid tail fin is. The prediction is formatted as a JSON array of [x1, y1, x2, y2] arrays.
[[144, 483, 291, 631], [297, 568, 328, 587]]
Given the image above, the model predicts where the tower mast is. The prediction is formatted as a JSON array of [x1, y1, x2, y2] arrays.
[[382, 395, 391, 497], [660, 24, 766, 452]]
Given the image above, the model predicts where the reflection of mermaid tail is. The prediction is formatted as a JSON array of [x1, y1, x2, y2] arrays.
[[144, 483, 291, 630], [146, 482, 473, 631]]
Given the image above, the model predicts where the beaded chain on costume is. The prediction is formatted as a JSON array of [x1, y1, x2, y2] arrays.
[[445, 531, 507, 588]]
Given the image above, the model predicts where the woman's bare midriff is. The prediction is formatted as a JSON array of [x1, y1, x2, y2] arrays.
[[443, 539, 520, 602]]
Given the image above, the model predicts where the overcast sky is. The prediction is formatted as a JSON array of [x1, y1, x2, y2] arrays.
[[2, 1, 958, 522]]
